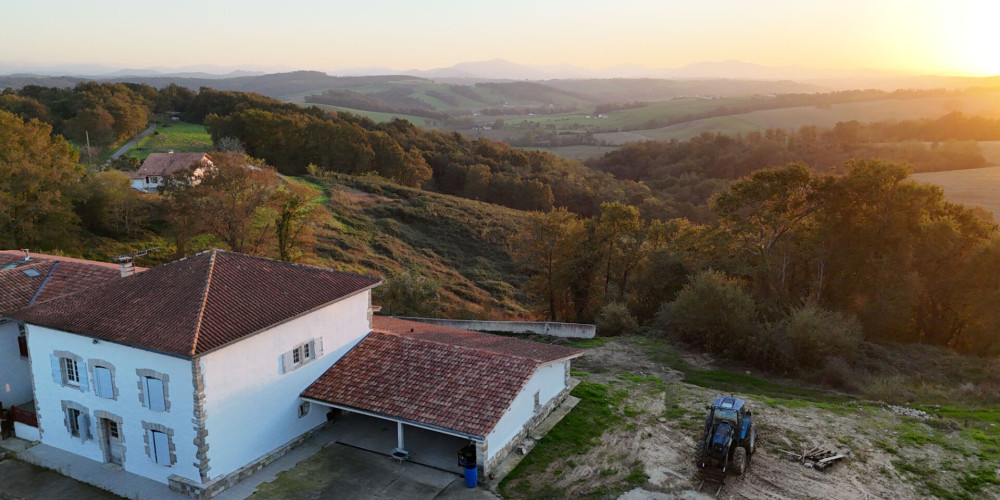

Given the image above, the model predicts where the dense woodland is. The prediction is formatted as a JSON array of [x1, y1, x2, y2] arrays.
[[3, 82, 1000, 377]]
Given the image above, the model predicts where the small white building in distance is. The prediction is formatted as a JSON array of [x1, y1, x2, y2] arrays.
[[129, 152, 212, 192], [9, 249, 582, 498]]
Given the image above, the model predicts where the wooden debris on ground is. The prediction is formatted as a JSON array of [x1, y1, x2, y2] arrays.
[[778, 445, 847, 471]]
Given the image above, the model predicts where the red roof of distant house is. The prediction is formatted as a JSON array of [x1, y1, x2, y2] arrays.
[[10, 250, 382, 357], [0, 251, 130, 315], [130, 152, 211, 180], [303, 317, 582, 438]]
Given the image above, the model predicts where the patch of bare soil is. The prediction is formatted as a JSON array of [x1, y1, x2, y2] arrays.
[[519, 338, 967, 500], [573, 339, 683, 384]]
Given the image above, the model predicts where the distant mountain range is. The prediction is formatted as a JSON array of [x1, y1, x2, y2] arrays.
[[376, 58, 895, 82], [0, 62, 266, 79], [1, 59, 997, 95]]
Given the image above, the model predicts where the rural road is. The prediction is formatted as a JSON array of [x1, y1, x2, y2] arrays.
[[109, 123, 156, 160]]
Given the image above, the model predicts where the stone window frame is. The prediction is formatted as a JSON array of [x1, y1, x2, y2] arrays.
[[136, 369, 171, 412], [60, 400, 90, 440], [141, 421, 177, 466], [534, 390, 541, 412], [94, 410, 126, 464], [88, 359, 119, 401], [298, 401, 311, 419], [53, 350, 86, 392], [280, 338, 323, 374]]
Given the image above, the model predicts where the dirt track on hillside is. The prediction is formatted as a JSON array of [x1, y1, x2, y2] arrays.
[[542, 340, 934, 500]]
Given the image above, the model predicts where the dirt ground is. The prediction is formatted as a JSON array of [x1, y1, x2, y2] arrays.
[[520, 338, 1000, 500]]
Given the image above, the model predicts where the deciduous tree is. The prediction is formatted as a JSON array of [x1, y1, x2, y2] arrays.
[[0, 110, 84, 248]]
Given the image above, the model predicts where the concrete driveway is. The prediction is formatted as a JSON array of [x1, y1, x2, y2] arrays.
[[249, 442, 495, 500]]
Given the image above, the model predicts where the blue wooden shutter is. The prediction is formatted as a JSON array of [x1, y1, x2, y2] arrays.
[[50, 355, 62, 384], [152, 430, 170, 465], [77, 412, 90, 443], [94, 367, 113, 398], [145, 377, 165, 411], [77, 362, 89, 392]]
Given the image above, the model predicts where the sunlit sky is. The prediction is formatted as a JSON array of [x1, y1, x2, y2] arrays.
[[2, 0, 998, 76]]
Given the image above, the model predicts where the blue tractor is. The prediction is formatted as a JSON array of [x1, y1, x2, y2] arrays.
[[695, 396, 756, 484]]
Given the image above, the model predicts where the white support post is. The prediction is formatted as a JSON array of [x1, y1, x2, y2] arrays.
[[397, 421, 405, 450]]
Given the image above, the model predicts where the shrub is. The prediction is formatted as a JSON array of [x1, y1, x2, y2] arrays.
[[596, 302, 639, 337], [780, 305, 863, 367], [658, 269, 759, 357]]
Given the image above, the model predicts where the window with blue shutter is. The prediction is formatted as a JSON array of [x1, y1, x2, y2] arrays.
[[94, 367, 114, 399], [50, 355, 62, 384], [145, 377, 165, 412], [149, 430, 171, 465]]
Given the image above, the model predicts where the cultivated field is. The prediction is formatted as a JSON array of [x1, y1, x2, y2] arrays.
[[299, 102, 436, 125], [912, 163, 1000, 220], [131, 121, 213, 160]]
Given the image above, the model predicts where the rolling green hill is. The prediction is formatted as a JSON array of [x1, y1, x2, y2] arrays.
[[309, 173, 533, 319]]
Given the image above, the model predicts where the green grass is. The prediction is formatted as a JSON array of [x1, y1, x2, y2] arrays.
[[633, 336, 851, 403], [131, 121, 213, 160], [566, 337, 614, 349], [500, 381, 626, 496], [283, 175, 330, 204]]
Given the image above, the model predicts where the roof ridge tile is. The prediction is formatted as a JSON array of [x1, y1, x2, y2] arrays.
[[189, 249, 217, 356]]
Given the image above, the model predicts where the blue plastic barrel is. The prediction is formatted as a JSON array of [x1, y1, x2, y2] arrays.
[[464, 464, 478, 488]]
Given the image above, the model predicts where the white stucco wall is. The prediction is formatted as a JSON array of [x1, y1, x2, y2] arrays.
[[484, 361, 567, 462], [199, 290, 373, 481], [14, 420, 40, 441], [27, 325, 201, 484], [0, 320, 32, 408]]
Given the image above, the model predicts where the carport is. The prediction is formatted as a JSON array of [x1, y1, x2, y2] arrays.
[[301, 401, 478, 473], [301, 318, 583, 478]]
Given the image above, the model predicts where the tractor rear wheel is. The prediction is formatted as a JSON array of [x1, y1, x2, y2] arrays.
[[732, 447, 747, 475], [695, 440, 707, 464]]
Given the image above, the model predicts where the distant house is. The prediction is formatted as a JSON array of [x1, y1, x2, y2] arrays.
[[7, 249, 583, 498], [130, 152, 212, 192], [0, 250, 133, 439]]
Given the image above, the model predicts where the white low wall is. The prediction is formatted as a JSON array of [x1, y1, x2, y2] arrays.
[[14, 421, 40, 441], [395, 317, 595, 339]]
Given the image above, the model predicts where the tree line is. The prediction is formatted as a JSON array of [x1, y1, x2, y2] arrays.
[[516, 160, 1000, 370]]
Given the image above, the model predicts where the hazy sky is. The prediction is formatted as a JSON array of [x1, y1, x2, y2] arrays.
[[2, 0, 997, 75]]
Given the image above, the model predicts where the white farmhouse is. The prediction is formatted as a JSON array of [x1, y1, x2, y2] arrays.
[[129, 152, 212, 192], [9, 249, 582, 498]]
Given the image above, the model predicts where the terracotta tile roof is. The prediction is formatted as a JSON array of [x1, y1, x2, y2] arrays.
[[0, 251, 127, 315], [130, 152, 211, 180], [372, 316, 583, 364], [302, 332, 539, 438], [10, 250, 382, 357]]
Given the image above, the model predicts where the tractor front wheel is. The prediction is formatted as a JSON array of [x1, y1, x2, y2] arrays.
[[732, 447, 747, 475], [695, 440, 707, 464]]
